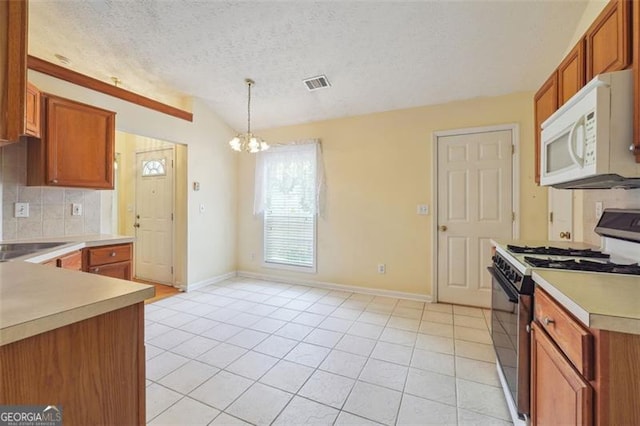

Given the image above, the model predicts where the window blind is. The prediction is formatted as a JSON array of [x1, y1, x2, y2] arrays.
[[262, 145, 317, 269]]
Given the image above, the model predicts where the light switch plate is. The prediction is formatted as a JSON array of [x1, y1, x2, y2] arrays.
[[14, 202, 29, 218], [417, 204, 429, 215], [72, 203, 83, 216]]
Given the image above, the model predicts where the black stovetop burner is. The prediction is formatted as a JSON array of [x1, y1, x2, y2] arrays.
[[507, 245, 610, 259], [524, 256, 640, 275]]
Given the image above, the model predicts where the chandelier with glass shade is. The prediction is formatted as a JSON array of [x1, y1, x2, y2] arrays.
[[229, 78, 269, 153]]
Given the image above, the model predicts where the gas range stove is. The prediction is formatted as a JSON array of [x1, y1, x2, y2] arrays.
[[493, 209, 640, 285]]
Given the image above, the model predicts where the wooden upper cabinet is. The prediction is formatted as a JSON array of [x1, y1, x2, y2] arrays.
[[27, 94, 116, 189], [585, 0, 631, 80], [533, 73, 559, 184], [25, 82, 41, 138], [558, 40, 586, 105], [531, 322, 594, 426], [633, 0, 640, 161], [0, 0, 29, 145]]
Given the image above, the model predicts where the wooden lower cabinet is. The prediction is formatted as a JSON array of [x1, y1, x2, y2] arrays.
[[83, 243, 133, 280], [87, 260, 132, 280], [0, 303, 146, 425], [531, 322, 594, 425], [531, 288, 640, 425]]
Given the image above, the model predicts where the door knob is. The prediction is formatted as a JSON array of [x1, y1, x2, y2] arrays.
[[439, 225, 448, 232], [133, 223, 140, 228], [559, 231, 571, 239]]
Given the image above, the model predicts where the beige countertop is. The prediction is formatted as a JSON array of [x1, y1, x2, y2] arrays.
[[1, 234, 135, 263], [532, 270, 640, 335], [0, 234, 153, 346]]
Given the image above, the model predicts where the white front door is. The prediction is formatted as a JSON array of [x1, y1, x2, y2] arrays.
[[135, 149, 174, 284], [436, 128, 514, 307], [548, 188, 573, 241]]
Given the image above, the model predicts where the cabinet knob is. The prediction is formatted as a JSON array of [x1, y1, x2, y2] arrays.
[[439, 225, 448, 232], [630, 145, 636, 152], [50, 179, 58, 184], [543, 317, 555, 326], [110, 252, 116, 257], [559, 231, 571, 239], [94, 267, 100, 273], [526, 324, 531, 333]]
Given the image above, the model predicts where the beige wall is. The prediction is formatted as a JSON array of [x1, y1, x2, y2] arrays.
[[21, 70, 237, 288], [237, 92, 546, 297]]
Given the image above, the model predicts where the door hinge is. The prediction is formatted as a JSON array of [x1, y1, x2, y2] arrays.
[[171, 213, 174, 221], [171, 266, 174, 274], [512, 212, 516, 221], [172, 159, 174, 168], [511, 144, 515, 155], [549, 212, 554, 223]]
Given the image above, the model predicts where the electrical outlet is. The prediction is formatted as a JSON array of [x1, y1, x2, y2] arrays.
[[14, 202, 29, 218], [417, 204, 429, 215], [72, 203, 83, 216], [377, 263, 386, 274], [595, 201, 603, 219]]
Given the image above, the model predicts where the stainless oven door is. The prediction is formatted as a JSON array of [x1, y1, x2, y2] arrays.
[[488, 266, 532, 419]]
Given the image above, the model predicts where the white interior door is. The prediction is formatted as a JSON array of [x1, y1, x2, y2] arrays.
[[437, 129, 513, 307], [548, 188, 573, 241], [135, 149, 174, 284]]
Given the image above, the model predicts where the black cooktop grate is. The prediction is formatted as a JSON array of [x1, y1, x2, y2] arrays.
[[507, 245, 610, 258], [524, 256, 640, 275]]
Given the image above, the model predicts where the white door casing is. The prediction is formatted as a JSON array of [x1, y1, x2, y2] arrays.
[[548, 188, 573, 242], [434, 126, 517, 307], [135, 148, 174, 284]]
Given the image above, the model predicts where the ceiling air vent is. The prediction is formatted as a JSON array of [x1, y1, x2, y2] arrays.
[[303, 75, 331, 91]]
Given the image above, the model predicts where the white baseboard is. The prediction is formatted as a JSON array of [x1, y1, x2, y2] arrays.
[[237, 270, 432, 302], [187, 271, 238, 292]]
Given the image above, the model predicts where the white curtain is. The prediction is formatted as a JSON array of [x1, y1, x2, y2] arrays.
[[254, 139, 325, 216]]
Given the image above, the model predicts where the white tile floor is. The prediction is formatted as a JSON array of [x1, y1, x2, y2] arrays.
[[145, 278, 512, 426]]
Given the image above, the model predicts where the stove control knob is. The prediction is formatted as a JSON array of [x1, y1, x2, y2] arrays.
[[514, 274, 521, 283]]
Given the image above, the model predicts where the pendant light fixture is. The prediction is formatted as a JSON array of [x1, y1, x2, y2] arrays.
[[229, 78, 269, 153]]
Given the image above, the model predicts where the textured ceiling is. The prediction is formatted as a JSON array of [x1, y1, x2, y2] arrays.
[[29, 1, 589, 131]]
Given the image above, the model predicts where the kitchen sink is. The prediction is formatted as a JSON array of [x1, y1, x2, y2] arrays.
[[0, 242, 67, 261]]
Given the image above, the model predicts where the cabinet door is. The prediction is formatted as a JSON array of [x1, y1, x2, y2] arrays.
[[57, 250, 82, 271], [558, 40, 585, 106], [25, 82, 41, 138], [586, 0, 631, 79], [633, 0, 640, 161], [533, 73, 558, 185], [88, 261, 132, 280], [44, 95, 115, 189], [0, 0, 28, 144], [531, 322, 593, 426]]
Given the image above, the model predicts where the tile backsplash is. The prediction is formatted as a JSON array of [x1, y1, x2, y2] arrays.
[[581, 188, 640, 246], [1, 141, 102, 240]]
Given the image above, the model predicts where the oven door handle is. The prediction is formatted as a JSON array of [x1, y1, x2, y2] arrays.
[[487, 266, 519, 303]]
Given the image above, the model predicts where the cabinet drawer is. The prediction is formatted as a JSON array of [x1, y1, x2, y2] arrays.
[[86, 244, 132, 267], [88, 260, 132, 281], [534, 288, 594, 379]]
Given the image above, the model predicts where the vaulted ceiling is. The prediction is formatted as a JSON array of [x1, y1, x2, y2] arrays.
[[29, 1, 589, 130]]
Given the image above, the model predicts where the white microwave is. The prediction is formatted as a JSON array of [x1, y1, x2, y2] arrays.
[[540, 69, 640, 189]]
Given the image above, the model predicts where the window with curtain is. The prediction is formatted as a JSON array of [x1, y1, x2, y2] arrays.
[[254, 140, 324, 271]]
